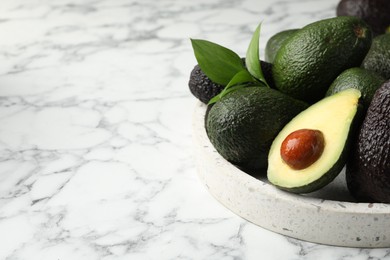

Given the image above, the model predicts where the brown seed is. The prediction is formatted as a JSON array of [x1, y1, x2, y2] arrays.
[[280, 129, 325, 170]]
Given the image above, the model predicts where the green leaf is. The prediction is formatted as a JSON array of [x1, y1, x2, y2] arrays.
[[245, 23, 269, 86], [224, 69, 255, 89], [208, 70, 256, 105], [191, 39, 245, 85], [207, 93, 221, 105]]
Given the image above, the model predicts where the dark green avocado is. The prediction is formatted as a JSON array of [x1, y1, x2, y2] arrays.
[[206, 87, 308, 170], [273, 16, 372, 103], [337, 0, 390, 36], [326, 67, 385, 108], [188, 64, 224, 104], [361, 34, 390, 80], [346, 80, 390, 203], [268, 89, 362, 193], [265, 29, 299, 63], [258, 60, 275, 89]]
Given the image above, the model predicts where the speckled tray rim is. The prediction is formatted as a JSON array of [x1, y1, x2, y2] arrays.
[[192, 101, 390, 248]]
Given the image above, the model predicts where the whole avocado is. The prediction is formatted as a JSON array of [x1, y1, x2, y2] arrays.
[[361, 34, 390, 80], [337, 0, 390, 36], [273, 16, 372, 103], [206, 87, 308, 170], [346, 80, 390, 203], [265, 29, 299, 63], [326, 67, 385, 108], [188, 64, 224, 104], [258, 60, 275, 89]]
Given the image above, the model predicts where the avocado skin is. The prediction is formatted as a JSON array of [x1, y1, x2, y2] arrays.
[[189, 60, 275, 104], [189, 64, 225, 104], [326, 67, 385, 109], [259, 60, 275, 89], [273, 16, 372, 104], [277, 148, 350, 194], [337, 0, 390, 36], [361, 34, 390, 80], [265, 29, 299, 63], [206, 87, 308, 170], [346, 81, 390, 203]]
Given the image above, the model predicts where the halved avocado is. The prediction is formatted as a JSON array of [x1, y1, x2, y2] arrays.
[[267, 89, 361, 193]]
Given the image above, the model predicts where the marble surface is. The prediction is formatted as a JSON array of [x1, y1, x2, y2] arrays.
[[0, 0, 389, 259]]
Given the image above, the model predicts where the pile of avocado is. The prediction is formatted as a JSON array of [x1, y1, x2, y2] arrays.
[[188, 1, 390, 203]]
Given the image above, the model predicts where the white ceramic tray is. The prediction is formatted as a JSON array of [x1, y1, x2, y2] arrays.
[[192, 102, 390, 248]]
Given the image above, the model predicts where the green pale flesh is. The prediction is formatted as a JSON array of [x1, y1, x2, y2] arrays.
[[267, 89, 361, 193]]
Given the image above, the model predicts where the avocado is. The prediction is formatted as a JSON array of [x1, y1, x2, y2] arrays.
[[326, 67, 385, 108], [337, 0, 390, 36], [189, 60, 275, 104], [265, 29, 299, 63], [361, 34, 390, 80], [346, 81, 390, 203], [206, 87, 308, 170], [267, 89, 362, 193], [188, 64, 224, 104], [258, 60, 275, 89], [273, 16, 372, 103]]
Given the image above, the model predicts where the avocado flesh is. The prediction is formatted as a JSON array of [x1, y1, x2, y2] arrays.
[[206, 87, 308, 170], [346, 81, 390, 203], [273, 16, 372, 103], [267, 89, 361, 193]]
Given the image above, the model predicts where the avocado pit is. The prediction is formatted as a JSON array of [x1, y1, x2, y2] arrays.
[[280, 129, 325, 170]]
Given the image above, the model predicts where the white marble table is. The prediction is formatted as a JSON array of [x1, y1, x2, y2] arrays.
[[0, 0, 389, 259]]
